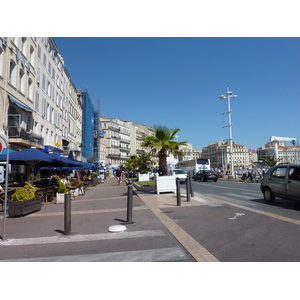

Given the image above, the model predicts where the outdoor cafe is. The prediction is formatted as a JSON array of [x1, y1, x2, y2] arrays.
[[0, 147, 101, 213]]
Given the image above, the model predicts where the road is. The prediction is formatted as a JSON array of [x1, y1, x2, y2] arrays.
[[186, 179, 300, 222]]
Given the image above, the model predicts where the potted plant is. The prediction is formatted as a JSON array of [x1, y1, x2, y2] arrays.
[[69, 179, 81, 197], [136, 153, 153, 181], [55, 175, 70, 204], [141, 126, 188, 194], [125, 153, 153, 181], [8, 183, 42, 217], [91, 173, 98, 186]]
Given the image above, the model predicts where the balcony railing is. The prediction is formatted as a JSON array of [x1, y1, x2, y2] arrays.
[[8, 126, 44, 147], [108, 153, 121, 158]]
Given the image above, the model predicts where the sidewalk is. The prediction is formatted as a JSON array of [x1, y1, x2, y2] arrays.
[[0, 177, 209, 262], [1, 175, 300, 262]]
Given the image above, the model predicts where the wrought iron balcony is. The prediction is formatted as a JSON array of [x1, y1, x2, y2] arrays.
[[8, 126, 44, 148]]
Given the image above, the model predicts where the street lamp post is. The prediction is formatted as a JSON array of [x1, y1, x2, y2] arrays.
[[220, 86, 237, 179]]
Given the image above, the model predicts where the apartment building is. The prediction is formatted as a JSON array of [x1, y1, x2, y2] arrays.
[[202, 141, 250, 170], [33, 37, 67, 154], [0, 37, 39, 150], [100, 117, 131, 168], [64, 69, 82, 161]]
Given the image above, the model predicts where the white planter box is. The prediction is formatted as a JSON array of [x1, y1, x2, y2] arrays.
[[56, 193, 67, 204], [138, 172, 150, 181], [155, 175, 176, 194], [74, 188, 79, 197]]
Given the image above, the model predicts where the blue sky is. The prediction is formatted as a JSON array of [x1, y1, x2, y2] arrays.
[[54, 37, 300, 150]]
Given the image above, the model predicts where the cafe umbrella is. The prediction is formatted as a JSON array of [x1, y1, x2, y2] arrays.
[[0, 147, 65, 183], [0, 147, 63, 167]]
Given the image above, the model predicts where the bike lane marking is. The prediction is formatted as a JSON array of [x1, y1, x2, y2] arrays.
[[193, 192, 300, 226]]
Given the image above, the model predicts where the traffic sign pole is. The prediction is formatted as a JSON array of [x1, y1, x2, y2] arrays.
[[0, 134, 9, 241]]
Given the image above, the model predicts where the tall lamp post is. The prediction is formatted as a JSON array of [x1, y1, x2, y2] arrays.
[[220, 86, 237, 179]]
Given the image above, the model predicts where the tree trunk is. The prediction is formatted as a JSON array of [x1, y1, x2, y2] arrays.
[[159, 153, 168, 176]]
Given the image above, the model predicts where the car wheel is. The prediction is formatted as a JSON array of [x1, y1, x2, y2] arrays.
[[263, 188, 275, 203], [214, 180, 218, 182]]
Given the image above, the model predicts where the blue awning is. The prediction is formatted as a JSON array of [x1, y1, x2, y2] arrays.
[[8, 95, 35, 112], [1, 148, 15, 155]]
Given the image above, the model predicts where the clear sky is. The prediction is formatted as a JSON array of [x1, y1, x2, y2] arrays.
[[54, 37, 300, 150]]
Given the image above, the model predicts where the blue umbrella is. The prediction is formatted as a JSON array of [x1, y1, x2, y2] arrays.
[[46, 153, 82, 167], [68, 150, 74, 161], [0, 147, 62, 168]]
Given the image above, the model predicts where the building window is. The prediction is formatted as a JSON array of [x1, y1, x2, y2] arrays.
[[38, 45, 41, 60], [35, 92, 39, 112], [21, 37, 27, 55], [30, 45, 35, 67], [9, 60, 17, 85], [47, 80, 51, 97], [28, 78, 33, 100], [43, 54, 46, 67], [19, 69, 25, 94], [0, 46, 4, 77]]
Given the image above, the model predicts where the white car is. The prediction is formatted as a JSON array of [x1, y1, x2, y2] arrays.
[[169, 169, 187, 183]]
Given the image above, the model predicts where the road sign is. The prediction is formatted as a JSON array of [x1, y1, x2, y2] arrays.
[[0, 134, 8, 155]]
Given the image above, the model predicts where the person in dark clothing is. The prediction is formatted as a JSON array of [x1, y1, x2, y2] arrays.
[[115, 167, 123, 185]]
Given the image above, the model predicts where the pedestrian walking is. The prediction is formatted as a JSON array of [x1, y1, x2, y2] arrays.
[[115, 166, 123, 185]]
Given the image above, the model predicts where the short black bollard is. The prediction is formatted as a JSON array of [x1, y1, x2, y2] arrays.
[[176, 177, 181, 206], [127, 181, 134, 223], [64, 193, 71, 235], [186, 174, 191, 202], [189, 173, 194, 198]]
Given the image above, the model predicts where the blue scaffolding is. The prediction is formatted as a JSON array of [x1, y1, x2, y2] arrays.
[[81, 88, 100, 162]]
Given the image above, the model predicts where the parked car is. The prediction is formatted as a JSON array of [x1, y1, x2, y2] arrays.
[[194, 170, 218, 182], [260, 164, 300, 203], [169, 169, 187, 183]]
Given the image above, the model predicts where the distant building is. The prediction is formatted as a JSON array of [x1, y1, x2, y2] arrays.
[[202, 141, 251, 171], [100, 117, 131, 168], [257, 141, 300, 164]]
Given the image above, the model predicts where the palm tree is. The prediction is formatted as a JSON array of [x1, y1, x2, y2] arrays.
[[124, 154, 140, 172], [136, 152, 153, 174], [125, 153, 153, 174], [257, 155, 282, 167], [141, 126, 188, 176]]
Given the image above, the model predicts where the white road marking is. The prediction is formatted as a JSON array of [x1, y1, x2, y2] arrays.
[[229, 213, 245, 220], [0, 247, 189, 262], [0, 230, 165, 246]]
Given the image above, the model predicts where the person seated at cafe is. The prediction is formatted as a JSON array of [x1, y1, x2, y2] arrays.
[[60, 175, 69, 185], [0, 185, 4, 193]]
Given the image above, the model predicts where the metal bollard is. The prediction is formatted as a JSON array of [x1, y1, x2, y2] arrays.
[[186, 174, 190, 202], [189, 173, 194, 198], [176, 177, 181, 206], [64, 193, 71, 235], [127, 181, 134, 223]]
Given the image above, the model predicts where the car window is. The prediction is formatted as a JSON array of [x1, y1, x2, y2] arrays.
[[270, 167, 287, 179], [288, 167, 300, 180], [174, 170, 186, 174]]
